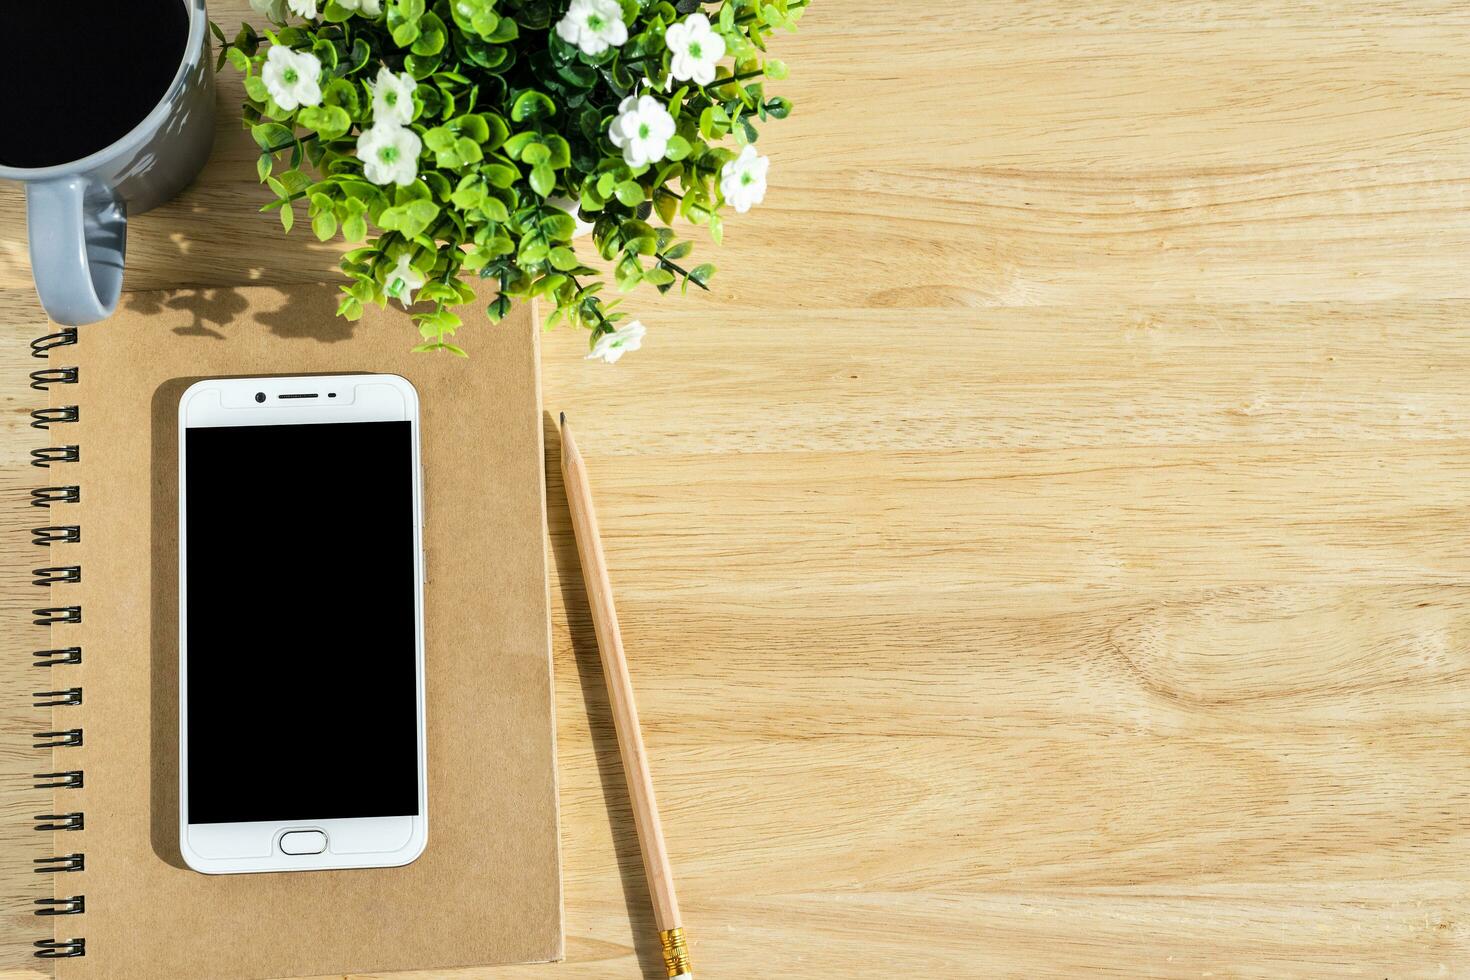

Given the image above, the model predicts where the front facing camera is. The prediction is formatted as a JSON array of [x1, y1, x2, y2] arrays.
[[254, 392, 266, 403]]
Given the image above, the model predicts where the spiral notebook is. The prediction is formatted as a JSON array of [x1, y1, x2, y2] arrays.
[[24, 286, 563, 977]]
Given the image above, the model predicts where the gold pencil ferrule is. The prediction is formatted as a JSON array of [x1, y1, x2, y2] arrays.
[[659, 926, 691, 978]]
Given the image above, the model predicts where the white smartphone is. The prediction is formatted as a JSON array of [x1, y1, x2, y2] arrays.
[[177, 374, 428, 874]]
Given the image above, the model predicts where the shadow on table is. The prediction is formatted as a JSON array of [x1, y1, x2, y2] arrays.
[[544, 412, 668, 980], [122, 280, 350, 344], [147, 376, 193, 870]]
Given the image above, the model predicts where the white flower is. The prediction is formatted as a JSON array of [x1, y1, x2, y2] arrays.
[[261, 46, 323, 111], [719, 144, 769, 213], [554, 0, 627, 56], [337, 0, 382, 13], [249, 0, 289, 20], [368, 66, 416, 126], [607, 94, 676, 168], [385, 253, 426, 308], [587, 321, 646, 364], [664, 14, 725, 86], [287, 0, 318, 18], [358, 123, 422, 186]]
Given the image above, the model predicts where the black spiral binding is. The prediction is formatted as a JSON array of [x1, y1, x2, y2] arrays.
[[29, 328, 84, 959]]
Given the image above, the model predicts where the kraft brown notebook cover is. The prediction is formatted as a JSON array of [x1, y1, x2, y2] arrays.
[[30, 286, 562, 978]]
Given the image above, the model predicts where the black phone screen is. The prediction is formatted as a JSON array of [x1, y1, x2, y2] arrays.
[[183, 420, 420, 824]]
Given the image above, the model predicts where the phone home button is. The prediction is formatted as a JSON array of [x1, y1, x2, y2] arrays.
[[279, 830, 328, 855]]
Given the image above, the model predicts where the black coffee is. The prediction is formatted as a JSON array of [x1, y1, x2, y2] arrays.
[[0, 0, 190, 169]]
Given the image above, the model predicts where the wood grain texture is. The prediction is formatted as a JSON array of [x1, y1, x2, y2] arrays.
[[4, 0, 1470, 976]]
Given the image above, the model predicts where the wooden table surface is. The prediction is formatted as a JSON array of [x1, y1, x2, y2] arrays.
[[4, 2, 1470, 976]]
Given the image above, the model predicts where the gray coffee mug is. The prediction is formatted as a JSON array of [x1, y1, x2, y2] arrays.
[[0, 0, 215, 325]]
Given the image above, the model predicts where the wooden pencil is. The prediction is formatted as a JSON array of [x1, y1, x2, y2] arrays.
[[558, 413, 692, 980]]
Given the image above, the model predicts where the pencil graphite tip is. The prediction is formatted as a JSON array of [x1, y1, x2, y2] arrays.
[[559, 411, 566, 427]]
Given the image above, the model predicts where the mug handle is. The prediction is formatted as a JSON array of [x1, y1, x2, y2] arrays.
[[25, 175, 127, 326]]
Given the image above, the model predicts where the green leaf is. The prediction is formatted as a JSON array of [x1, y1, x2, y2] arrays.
[[312, 209, 338, 241], [406, 51, 442, 79], [664, 135, 692, 161], [413, 306, 464, 336], [453, 113, 490, 143], [485, 15, 518, 42], [529, 163, 555, 198], [256, 152, 273, 183], [411, 10, 447, 55], [311, 36, 339, 72], [418, 281, 460, 304], [388, 12, 423, 45], [486, 294, 513, 322], [280, 203, 294, 233], [510, 89, 556, 122], [480, 196, 510, 222], [540, 211, 577, 240], [543, 134, 571, 168], [519, 236, 550, 263], [275, 168, 313, 196], [227, 47, 250, 73], [297, 104, 351, 140], [323, 77, 362, 115], [521, 142, 551, 166], [346, 37, 371, 73], [379, 198, 440, 236], [337, 293, 365, 320], [483, 162, 518, 188], [341, 199, 369, 242], [244, 75, 269, 103], [450, 174, 486, 210], [621, 218, 658, 254], [502, 130, 538, 158], [450, 0, 503, 41], [412, 341, 469, 356], [689, 262, 715, 287], [614, 180, 644, 207], [422, 169, 452, 200], [481, 114, 511, 151], [548, 246, 580, 271], [251, 122, 295, 153], [643, 267, 675, 287]]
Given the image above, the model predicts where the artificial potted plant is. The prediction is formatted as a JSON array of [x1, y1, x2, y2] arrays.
[[218, 0, 804, 359]]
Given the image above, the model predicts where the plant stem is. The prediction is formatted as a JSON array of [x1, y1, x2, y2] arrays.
[[734, 0, 807, 25], [264, 133, 319, 155], [711, 69, 766, 91], [655, 253, 710, 290]]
